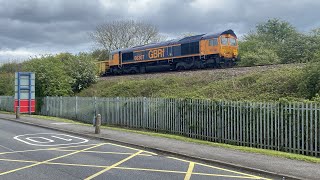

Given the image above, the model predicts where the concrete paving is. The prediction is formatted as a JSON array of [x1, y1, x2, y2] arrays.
[[0, 117, 271, 180]]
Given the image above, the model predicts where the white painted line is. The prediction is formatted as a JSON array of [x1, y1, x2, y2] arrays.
[[26, 137, 54, 143], [14, 133, 89, 146], [51, 136, 72, 141], [51, 123, 73, 125]]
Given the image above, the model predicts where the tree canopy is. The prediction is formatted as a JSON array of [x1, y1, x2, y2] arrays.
[[239, 18, 320, 66], [90, 20, 165, 52]]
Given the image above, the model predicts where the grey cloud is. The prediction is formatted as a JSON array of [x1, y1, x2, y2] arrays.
[[0, 0, 320, 62]]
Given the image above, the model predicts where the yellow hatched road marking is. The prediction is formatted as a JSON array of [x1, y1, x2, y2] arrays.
[[0, 142, 156, 156], [54, 149, 152, 156], [195, 161, 263, 179], [0, 158, 37, 163], [0, 148, 59, 155], [0, 158, 264, 179], [115, 166, 186, 174], [0, 143, 102, 155], [167, 156, 263, 179], [84, 150, 144, 180], [0, 143, 269, 179], [113, 167, 260, 179], [191, 172, 262, 179], [106, 142, 157, 155], [0, 158, 106, 168], [0, 143, 106, 176], [184, 162, 195, 180]]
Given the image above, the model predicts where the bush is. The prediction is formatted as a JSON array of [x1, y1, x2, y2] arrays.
[[239, 47, 280, 66], [278, 34, 319, 64], [0, 73, 14, 96], [299, 62, 320, 99], [23, 56, 73, 97], [13, 52, 98, 97]]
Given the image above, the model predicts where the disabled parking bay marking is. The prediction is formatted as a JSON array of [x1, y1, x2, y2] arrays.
[[13, 133, 88, 146]]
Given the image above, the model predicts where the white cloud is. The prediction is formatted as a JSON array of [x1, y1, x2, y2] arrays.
[[99, 0, 118, 9], [0, 48, 41, 63], [190, 0, 230, 10], [128, 0, 162, 15]]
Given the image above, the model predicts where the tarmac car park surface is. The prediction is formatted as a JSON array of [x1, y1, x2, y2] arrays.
[[0, 119, 272, 180]]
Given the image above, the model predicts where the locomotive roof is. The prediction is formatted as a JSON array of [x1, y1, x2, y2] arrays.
[[111, 29, 236, 54]]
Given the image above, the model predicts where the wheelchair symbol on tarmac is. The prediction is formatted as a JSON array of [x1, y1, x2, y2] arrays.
[[14, 133, 88, 146]]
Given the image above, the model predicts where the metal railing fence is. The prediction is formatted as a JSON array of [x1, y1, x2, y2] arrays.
[[1, 96, 319, 157], [0, 96, 14, 112]]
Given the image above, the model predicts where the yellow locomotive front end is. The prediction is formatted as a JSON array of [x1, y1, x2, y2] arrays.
[[219, 34, 238, 61], [200, 30, 239, 66]]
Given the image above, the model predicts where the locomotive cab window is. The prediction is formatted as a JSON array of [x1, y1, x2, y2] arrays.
[[221, 37, 228, 45], [230, 38, 237, 46], [209, 38, 218, 46]]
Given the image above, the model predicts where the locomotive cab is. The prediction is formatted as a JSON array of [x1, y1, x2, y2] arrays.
[[200, 30, 239, 67], [219, 34, 238, 61]]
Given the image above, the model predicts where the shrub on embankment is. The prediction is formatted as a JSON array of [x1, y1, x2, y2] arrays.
[[78, 63, 320, 102]]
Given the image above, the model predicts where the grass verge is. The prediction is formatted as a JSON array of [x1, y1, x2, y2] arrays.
[[0, 111, 14, 114], [1, 112, 319, 164]]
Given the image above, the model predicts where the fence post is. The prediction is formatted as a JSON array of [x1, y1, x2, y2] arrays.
[[95, 114, 101, 134], [94, 96, 97, 113], [280, 102, 284, 151], [143, 97, 147, 129], [217, 101, 223, 143], [16, 106, 20, 119], [45, 96, 48, 116], [75, 96, 78, 119], [116, 97, 120, 124], [59, 96, 62, 117]]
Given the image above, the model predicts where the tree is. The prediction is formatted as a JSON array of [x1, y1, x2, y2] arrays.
[[90, 20, 165, 52], [243, 19, 298, 48], [309, 28, 320, 62], [240, 18, 300, 65], [255, 18, 297, 45], [90, 49, 110, 61], [55, 53, 97, 93]]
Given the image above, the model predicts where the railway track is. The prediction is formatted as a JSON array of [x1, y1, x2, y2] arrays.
[[99, 63, 305, 81]]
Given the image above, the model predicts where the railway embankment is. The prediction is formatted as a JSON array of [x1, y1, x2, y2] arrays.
[[78, 63, 319, 102]]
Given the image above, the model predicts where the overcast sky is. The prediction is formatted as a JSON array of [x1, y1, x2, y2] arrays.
[[1, 0, 320, 63]]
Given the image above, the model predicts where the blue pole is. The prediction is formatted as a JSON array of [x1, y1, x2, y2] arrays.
[[17, 72, 20, 109], [28, 73, 32, 114]]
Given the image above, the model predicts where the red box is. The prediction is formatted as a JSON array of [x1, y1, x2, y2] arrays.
[[14, 99, 36, 113]]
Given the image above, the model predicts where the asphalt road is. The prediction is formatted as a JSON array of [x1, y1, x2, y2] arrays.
[[0, 119, 271, 180]]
